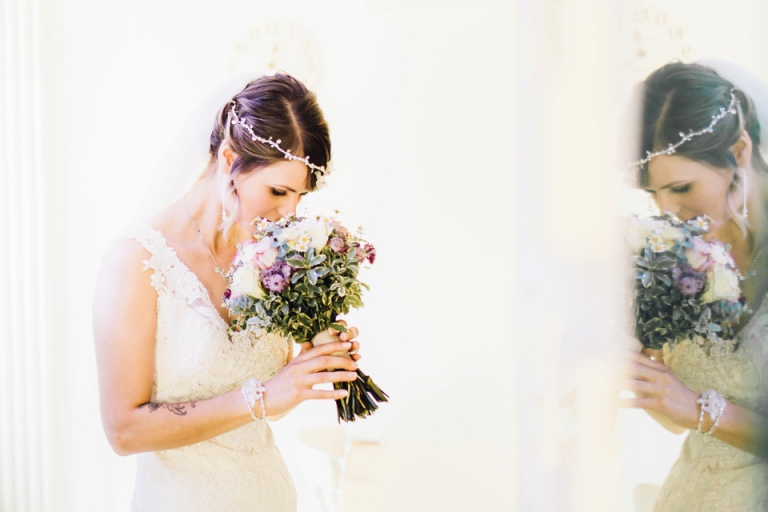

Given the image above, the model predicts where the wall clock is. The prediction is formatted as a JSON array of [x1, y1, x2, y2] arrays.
[[227, 19, 324, 90]]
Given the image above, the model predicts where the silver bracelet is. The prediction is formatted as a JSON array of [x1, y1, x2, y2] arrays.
[[696, 389, 726, 436], [241, 378, 267, 421]]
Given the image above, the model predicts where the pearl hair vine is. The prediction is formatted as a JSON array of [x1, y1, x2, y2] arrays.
[[632, 90, 740, 169], [228, 101, 331, 189]]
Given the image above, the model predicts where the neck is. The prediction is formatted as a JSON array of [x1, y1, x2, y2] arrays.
[[184, 172, 250, 253]]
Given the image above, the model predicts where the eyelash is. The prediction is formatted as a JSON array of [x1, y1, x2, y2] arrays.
[[271, 188, 287, 197], [671, 184, 691, 194]]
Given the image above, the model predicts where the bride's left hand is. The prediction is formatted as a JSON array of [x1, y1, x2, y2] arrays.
[[619, 351, 699, 430], [299, 320, 362, 363]]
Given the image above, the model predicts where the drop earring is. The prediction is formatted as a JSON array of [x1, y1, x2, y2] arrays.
[[740, 167, 748, 217]]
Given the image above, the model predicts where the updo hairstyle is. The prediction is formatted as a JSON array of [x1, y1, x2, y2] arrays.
[[639, 62, 768, 188], [208, 73, 331, 228]]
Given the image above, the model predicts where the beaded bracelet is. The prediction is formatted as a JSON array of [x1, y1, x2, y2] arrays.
[[241, 378, 267, 421], [696, 389, 727, 435]]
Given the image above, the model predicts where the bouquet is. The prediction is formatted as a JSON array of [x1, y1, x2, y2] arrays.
[[224, 213, 388, 422], [627, 214, 748, 350]]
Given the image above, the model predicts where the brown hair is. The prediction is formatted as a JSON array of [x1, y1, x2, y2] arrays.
[[638, 62, 768, 233], [209, 73, 331, 195]]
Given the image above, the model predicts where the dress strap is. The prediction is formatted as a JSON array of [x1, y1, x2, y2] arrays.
[[122, 224, 226, 329], [124, 223, 182, 295]]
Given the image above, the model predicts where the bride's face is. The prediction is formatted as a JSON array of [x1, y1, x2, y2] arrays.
[[645, 154, 734, 227], [232, 160, 311, 226]]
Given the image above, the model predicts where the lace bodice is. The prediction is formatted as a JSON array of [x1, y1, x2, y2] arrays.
[[653, 292, 768, 511], [125, 224, 296, 512]]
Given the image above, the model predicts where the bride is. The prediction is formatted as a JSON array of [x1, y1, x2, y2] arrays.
[[93, 73, 362, 511], [623, 61, 768, 510]]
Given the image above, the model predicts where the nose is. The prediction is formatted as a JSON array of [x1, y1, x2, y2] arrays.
[[655, 193, 681, 218], [277, 194, 301, 219]]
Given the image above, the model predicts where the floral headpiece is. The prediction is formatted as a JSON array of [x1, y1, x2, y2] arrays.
[[632, 90, 740, 170], [228, 101, 331, 189]]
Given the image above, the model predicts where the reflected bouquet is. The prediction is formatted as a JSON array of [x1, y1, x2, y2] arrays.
[[224, 213, 388, 422], [627, 214, 748, 350]]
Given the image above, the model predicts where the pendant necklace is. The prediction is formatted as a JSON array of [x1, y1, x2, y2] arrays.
[[184, 195, 229, 280]]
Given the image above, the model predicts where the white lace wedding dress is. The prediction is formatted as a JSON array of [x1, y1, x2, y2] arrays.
[[653, 292, 768, 511], [127, 224, 297, 512]]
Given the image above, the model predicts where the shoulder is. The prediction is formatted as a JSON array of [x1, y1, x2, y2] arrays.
[[94, 232, 157, 308]]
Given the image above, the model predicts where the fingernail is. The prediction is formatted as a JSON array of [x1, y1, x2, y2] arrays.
[[343, 342, 352, 348], [340, 390, 349, 397], [349, 372, 357, 378]]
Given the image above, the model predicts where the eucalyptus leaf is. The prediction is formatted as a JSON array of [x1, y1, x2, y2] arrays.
[[287, 258, 308, 269]]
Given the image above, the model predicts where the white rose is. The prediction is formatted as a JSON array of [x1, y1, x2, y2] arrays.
[[276, 225, 300, 243], [701, 266, 741, 302], [659, 225, 685, 245], [229, 263, 264, 299], [307, 222, 330, 251], [626, 218, 662, 253]]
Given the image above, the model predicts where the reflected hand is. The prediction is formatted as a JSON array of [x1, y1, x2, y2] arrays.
[[618, 351, 699, 430]]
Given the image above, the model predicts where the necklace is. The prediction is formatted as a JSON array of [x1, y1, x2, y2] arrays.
[[183, 196, 229, 281]]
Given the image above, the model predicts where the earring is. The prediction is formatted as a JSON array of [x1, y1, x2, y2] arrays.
[[740, 167, 748, 217], [220, 177, 235, 223]]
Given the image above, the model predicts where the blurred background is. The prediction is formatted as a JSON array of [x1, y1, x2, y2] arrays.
[[1, 0, 767, 511]]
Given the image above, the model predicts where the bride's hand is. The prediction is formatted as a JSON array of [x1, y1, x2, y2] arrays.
[[264, 339, 359, 417], [619, 351, 700, 430], [298, 319, 363, 363]]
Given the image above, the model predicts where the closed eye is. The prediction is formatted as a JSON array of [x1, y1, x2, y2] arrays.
[[670, 184, 691, 194], [271, 188, 287, 197]]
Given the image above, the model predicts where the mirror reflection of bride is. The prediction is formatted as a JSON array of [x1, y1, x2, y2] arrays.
[[622, 60, 768, 511]]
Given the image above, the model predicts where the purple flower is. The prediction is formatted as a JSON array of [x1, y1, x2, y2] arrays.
[[354, 243, 376, 264], [261, 272, 287, 294], [223, 288, 232, 301], [364, 243, 376, 264], [676, 274, 705, 297], [329, 237, 347, 253], [671, 266, 682, 281], [270, 260, 292, 279]]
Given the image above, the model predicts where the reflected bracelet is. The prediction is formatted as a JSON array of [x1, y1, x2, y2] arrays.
[[697, 389, 727, 435], [241, 378, 267, 421]]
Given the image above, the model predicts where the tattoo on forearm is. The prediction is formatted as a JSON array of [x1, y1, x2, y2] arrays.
[[140, 401, 196, 415]]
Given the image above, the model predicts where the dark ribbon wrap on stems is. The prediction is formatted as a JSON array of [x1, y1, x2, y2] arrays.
[[310, 330, 388, 422]]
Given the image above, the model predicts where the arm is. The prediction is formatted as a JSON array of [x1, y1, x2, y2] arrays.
[[93, 238, 358, 456], [620, 351, 768, 454]]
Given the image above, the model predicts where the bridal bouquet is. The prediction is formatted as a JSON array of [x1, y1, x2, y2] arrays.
[[224, 213, 388, 422], [627, 214, 747, 350]]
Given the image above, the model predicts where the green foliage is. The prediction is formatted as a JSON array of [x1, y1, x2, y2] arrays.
[[229, 245, 368, 344]]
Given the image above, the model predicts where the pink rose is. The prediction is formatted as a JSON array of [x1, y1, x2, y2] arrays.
[[254, 237, 278, 270], [685, 237, 711, 270]]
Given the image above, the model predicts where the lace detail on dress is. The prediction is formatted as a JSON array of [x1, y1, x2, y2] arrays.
[[653, 292, 768, 511], [124, 224, 296, 512]]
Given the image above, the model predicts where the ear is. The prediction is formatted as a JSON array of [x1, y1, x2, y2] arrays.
[[730, 130, 753, 169], [217, 142, 237, 175]]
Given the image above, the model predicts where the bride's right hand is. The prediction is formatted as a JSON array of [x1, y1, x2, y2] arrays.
[[262, 340, 358, 417]]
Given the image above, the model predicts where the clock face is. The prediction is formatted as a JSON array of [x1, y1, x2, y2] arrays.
[[618, 3, 695, 107], [227, 19, 324, 90], [626, 4, 694, 81]]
